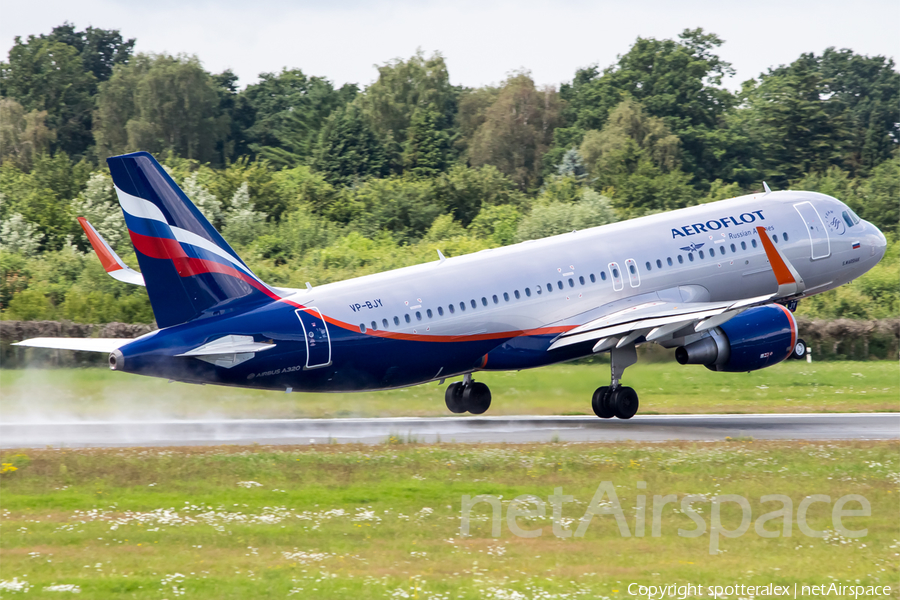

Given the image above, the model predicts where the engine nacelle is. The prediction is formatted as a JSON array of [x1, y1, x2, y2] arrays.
[[676, 305, 797, 372]]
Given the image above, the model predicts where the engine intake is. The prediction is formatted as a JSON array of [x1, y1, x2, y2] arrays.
[[676, 305, 797, 373]]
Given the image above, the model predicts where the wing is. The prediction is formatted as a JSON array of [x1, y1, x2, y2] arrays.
[[77, 217, 145, 286], [549, 226, 805, 353], [13, 338, 133, 353], [548, 294, 774, 352]]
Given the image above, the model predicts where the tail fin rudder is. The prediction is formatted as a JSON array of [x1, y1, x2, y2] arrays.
[[107, 151, 274, 328]]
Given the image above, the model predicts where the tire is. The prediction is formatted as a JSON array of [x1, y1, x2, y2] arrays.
[[463, 382, 491, 415], [445, 382, 466, 414], [611, 386, 639, 420], [790, 338, 807, 360], [591, 386, 614, 419]]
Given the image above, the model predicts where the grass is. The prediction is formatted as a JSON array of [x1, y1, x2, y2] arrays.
[[1, 360, 897, 420], [0, 441, 897, 598]]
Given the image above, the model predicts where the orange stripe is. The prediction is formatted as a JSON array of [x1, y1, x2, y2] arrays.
[[78, 217, 121, 274], [755, 226, 795, 286]]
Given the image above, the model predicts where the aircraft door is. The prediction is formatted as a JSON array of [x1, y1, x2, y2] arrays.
[[295, 307, 332, 369], [608, 262, 624, 291], [793, 202, 831, 260]]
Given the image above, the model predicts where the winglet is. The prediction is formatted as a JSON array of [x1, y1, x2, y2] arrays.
[[755, 226, 804, 297], [77, 217, 145, 286]]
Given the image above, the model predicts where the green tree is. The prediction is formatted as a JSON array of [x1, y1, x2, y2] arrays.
[[360, 51, 457, 170], [0, 97, 55, 170], [44, 22, 135, 83], [312, 103, 388, 187], [736, 54, 851, 187], [432, 164, 524, 226], [516, 188, 616, 242], [561, 29, 739, 184], [402, 107, 450, 178], [94, 54, 227, 163], [468, 72, 561, 190], [1, 37, 96, 158], [239, 68, 357, 167]]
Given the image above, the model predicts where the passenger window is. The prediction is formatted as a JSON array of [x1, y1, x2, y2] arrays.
[[600, 272, 607, 281], [730, 244, 736, 253], [394, 316, 400, 326], [688, 253, 694, 262], [536, 285, 543, 294], [783, 232, 788, 241], [656, 259, 662, 269], [557, 281, 563, 290], [710, 247, 715, 257], [525, 288, 531, 297], [503, 292, 510, 301], [608, 262, 624, 291], [579, 276, 585, 285], [751, 239, 758, 248], [416, 311, 422, 321], [493, 294, 499, 303], [383, 318, 389, 328], [741, 241, 747, 250], [448, 304, 455, 314], [514, 290, 520, 299], [698, 250, 704, 259], [667, 257, 673, 266], [568, 278, 574, 287], [437, 307, 444, 316], [371, 321, 377, 330], [772, 235, 777, 243], [471, 299, 477, 308], [612, 268, 619, 277], [589, 274, 596, 283], [360, 323, 366, 333], [677, 255, 684, 264], [405, 314, 411, 323], [482, 297, 488, 306], [645, 261, 651, 271], [459, 302, 465, 312], [426, 309, 432, 318], [629, 264, 636, 274]]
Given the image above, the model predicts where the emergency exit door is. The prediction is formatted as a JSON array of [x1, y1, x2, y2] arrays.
[[793, 201, 831, 260], [295, 307, 332, 369]]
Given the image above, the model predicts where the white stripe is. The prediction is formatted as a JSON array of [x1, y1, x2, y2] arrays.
[[114, 186, 259, 280], [114, 186, 167, 223]]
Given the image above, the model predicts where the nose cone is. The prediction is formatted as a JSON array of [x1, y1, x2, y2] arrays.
[[871, 224, 887, 263]]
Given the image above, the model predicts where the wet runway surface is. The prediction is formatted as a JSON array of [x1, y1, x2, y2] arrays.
[[1, 413, 897, 448]]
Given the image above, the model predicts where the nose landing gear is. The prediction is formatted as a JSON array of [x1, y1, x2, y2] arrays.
[[591, 344, 640, 420], [445, 373, 492, 415]]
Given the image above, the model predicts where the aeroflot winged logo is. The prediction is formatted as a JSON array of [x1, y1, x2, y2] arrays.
[[679, 243, 705, 252], [672, 210, 765, 238]]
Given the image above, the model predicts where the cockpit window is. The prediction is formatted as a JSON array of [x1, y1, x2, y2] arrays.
[[848, 210, 861, 225], [842, 211, 854, 229]]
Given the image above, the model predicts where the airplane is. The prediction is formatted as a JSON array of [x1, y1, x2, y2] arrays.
[[15, 152, 888, 419]]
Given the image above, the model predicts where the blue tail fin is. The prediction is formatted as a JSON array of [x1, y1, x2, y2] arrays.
[[107, 151, 275, 328]]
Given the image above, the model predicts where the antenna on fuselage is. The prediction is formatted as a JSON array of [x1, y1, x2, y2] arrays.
[[437, 249, 447, 263], [762, 181, 772, 195]]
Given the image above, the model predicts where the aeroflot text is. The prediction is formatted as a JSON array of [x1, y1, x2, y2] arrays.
[[672, 210, 765, 238]]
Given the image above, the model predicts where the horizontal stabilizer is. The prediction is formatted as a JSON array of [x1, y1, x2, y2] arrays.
[[13, 338, 133, 353], [77, 217, 145, 286], [177, 335, 276, 369]]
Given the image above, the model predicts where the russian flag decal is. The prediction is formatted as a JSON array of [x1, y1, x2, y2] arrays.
[[852, 241, 861, 249]]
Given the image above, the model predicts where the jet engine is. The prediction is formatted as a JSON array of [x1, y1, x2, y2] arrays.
[[675, 305, 797, 372]]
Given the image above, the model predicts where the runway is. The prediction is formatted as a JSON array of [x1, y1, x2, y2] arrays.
[[1, 413, 897, 448]]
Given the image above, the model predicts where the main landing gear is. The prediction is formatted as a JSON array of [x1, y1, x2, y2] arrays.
[[445, 373, 492, 415], [592, 344, 640, 420]]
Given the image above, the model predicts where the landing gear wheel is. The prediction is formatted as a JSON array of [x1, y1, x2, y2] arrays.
[[591, 386, 614, 419], [790, 338, 807, 360], [610, 386, 639, 420], [445, 382, 466, 414], [462, 382, 491, 415]]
